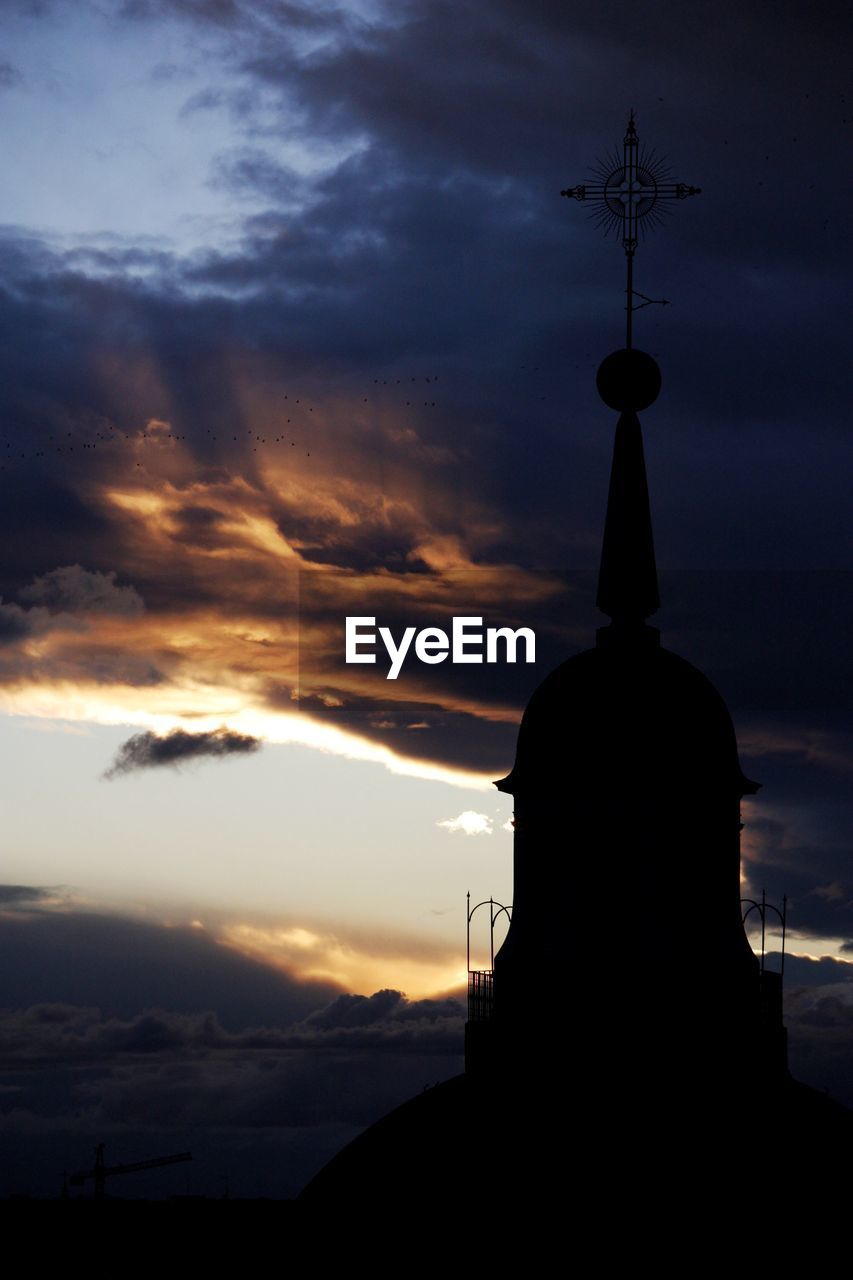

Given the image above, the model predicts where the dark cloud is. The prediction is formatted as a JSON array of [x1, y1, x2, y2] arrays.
[[0, 1030, 461, 1197], [18, 565, 144, 617], [0, 884, 52, 907], [279, 687, 518, 775], [103, 727, 261, 777], [784, 969, 853, 1112], [303, 987, 463, 1034], [0, 565, 147, 658], [0, 991, 464, 1062], [0, 909, 338, 1025], [779, 954, 853, 987], [168, 504, 229, 550], [0, 62, 22, 89], [49, 645, 164, 687], [119, 0, 348, 37], [304, 988, 405, 1029], [118, 0, 243, 24], [0, 601, 35, 644], [209, 150, 315, 207], [0, 475, 112, 602], [0, 906, 463, 1198]]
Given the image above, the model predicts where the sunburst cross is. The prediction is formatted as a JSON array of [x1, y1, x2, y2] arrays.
[[561, 111, 701, 348]]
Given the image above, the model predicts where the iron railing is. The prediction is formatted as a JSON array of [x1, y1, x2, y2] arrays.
[[468, 970, 494, 1022]]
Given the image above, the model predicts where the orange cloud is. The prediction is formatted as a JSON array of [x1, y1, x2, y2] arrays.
[[220, 920, 466, 1000], [0, 372, 569, 781]]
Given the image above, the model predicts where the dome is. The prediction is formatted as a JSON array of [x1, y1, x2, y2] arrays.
[[298, 1067, 852, 1210], [497, 632, 758, 800]]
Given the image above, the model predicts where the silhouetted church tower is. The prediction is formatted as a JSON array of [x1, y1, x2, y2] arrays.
[[468, 114, 785, 1098], [302, 115, 849, 1212], [470, 349, 783, 1094]]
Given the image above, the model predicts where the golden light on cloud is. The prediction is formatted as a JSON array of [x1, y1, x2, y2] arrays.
[[221, 921, 467, 999], [0, 374, 570, 789], [0, 686, 493, 789], [785, 939, 853, 965]]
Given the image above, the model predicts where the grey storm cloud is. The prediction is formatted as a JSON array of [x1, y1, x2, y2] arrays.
[[0, 992, 464, 1063], [0, 565, 142, 651], [18, 564, 144, 617], [783, 977, 853, 1112], [0, 601, 35, 644], [303, 987, 463, 1033], [0, 907, 462, 1057], [0, 884, 52, 906], [103, 727, 262, 777], [0, 908, 339, 1024], [0, 1008, 463, 1197], [0, 905, 464, 1196]]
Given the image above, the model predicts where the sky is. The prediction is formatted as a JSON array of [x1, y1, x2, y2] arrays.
[[0, 0, 851, 1198]]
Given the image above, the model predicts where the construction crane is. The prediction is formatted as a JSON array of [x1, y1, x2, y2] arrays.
[[67, 1144, 192, 1199]]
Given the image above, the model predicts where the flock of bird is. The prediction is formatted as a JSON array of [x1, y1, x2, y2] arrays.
[[0, 375, 448, 474]]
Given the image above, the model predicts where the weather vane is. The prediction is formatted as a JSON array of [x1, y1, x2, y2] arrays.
[[561, 111, 700, 349]]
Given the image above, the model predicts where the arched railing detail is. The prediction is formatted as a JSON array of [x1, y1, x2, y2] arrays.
[[742, 888, 787, 977], [466, 891, 512, 1023]]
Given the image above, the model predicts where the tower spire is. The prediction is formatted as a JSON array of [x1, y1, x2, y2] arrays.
[[596, 409, 659, 624], [561, 113, 700, 633], [594, 347, 662, 628]]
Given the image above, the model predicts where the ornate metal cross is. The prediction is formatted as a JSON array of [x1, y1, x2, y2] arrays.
[[561, 111, 700, 348]]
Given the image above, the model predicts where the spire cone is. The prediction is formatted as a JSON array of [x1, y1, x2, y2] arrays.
[[595, 347, 661, 627]]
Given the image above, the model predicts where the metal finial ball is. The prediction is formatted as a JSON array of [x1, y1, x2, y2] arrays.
[[596, 348, 661, 411]]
